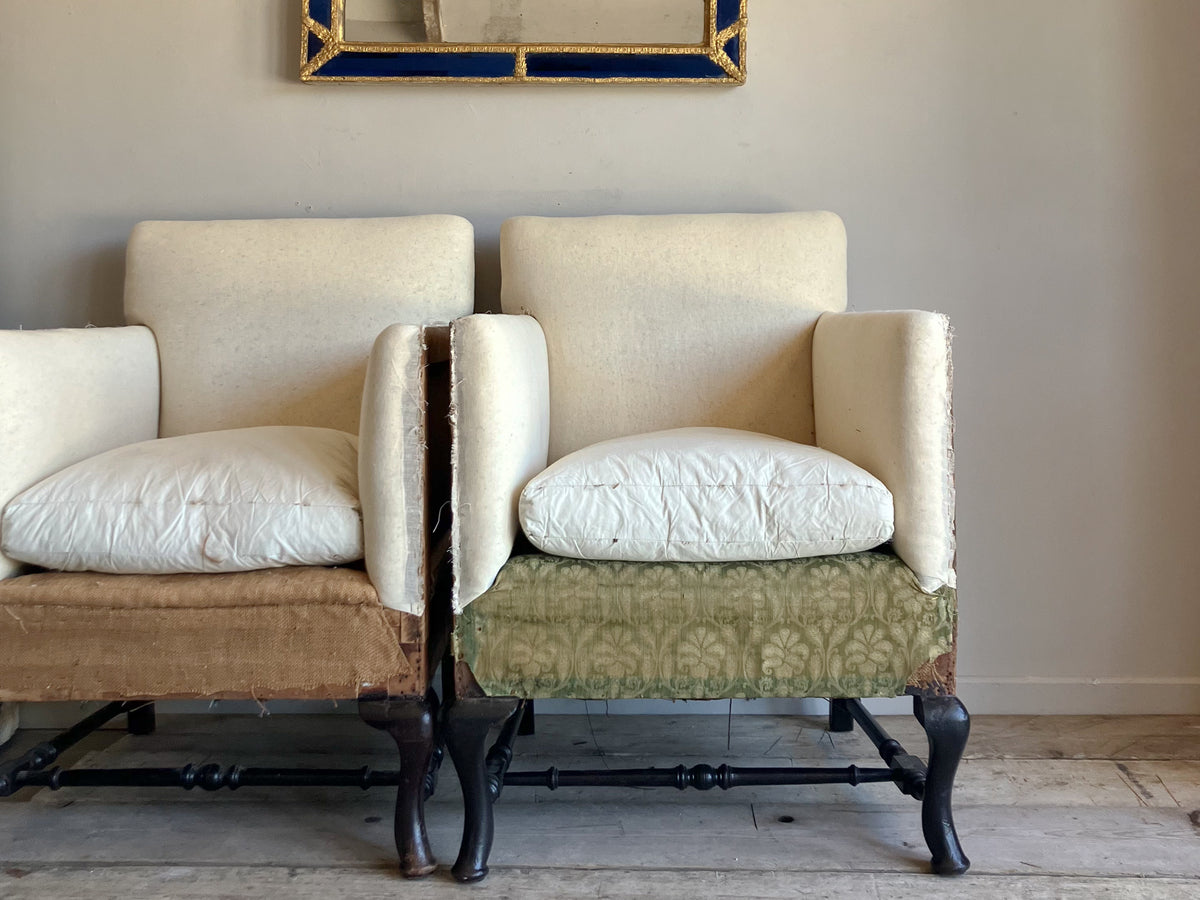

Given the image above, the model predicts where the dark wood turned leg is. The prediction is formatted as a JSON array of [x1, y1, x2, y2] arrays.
[[914, 693, 971, 876], [359, 694, 438, 878], [518, 698, 536, 736], [828, 698, 853, 733], [445, 697, 520, 883], [126, 702, 156, 735]]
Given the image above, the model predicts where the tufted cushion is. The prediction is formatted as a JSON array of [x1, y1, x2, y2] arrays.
[[519, 427, 893, 563], [2, 426, 363, 574]]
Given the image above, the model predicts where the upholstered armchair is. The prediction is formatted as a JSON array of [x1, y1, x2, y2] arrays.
[[0, 216, 473, 877], [446, 212, 967, 881]]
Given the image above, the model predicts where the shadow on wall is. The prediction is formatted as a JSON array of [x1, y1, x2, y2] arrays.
[[475, 240, 501, 313], [75, 242, 126, 327]]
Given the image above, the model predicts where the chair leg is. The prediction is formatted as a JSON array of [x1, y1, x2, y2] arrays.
[[359, 693, 438, 878], [126, 702, 156, 735], [445, 697, 520, 883], [914, 693, 971, 876], [518, 698, 536, 736], [828, 698, 853, 733]]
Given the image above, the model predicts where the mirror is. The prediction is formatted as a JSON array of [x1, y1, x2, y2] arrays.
[[301, 0, 746, 83], [343, 0, 705, 45]]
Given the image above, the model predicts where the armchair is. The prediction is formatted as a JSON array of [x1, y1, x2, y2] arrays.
[[0, 216, 474, 877], [446, 212, 967, 880]]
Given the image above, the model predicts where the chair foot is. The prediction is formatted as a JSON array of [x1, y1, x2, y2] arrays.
[[359, 693, 439, 878], [445, 697, 520, 883], [126, 702, 156, 735], [828, 698, 853, 733], [914, 693, 971, 876]]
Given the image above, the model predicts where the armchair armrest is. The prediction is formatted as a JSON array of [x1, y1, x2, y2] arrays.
[[359, 323, 431, 614], [450, 315, 550, 610], [0, 326, 160, 579], [812, 311, 955, 592]]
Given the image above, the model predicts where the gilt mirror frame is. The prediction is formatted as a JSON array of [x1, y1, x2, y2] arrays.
[[301, 0, 746, 84]]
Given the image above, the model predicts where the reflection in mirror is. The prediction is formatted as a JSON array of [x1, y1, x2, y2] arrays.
[[345, 0, 705, 46], [345, 0, 435, 42]]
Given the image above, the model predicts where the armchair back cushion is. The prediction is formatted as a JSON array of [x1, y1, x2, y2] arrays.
[[125, 216, 475, 437], [500, 212, 847, 463]]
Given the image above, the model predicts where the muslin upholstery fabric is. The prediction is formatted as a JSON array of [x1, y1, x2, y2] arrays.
[[519, 427, 894, 563], [121, 215, 474, 612], [359, 324, 430, 613], [124, 216, 475, 437], [3, 427, 363, 575], [813, 311, 955, 591], [450, 315, 550, 610], [0, 326, 160, 579], [0, 215, 474, 702], [451, 212, 957, 605], [500, 212, 848, 462]]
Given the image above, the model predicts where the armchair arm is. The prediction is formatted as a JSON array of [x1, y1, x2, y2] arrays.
[[450, 315, 550, 610], [812, 311, 955, 592], [0, 326, 160, 579], [359, 324, 432, 614]]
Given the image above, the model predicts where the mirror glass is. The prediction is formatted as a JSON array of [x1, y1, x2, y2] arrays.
[[344, 0, 705, 45]]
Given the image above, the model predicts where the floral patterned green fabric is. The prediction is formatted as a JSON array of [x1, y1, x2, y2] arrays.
[[455, 550, 956, 701]]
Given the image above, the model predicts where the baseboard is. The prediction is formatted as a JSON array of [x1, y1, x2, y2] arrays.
[[956, 676, 1200, 715]]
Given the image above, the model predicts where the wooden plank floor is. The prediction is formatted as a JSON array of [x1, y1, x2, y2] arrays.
[[1, 713, 1198, 898]]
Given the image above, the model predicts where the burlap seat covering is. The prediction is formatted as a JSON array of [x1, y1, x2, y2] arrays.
[[0, 567, 423, 702], [455, 550, 956, 701]]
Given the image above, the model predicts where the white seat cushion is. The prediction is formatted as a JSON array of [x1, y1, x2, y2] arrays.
[[519, 427, 893, 563], [1, 426, 363, 574]]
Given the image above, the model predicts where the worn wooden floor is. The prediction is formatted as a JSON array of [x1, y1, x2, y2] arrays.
[[1, 712, 1198, 898]]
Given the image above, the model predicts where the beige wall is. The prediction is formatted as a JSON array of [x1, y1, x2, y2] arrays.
[[2, 0, 1198, 713]]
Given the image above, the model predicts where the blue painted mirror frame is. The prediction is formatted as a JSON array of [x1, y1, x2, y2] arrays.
[[301, 0, 746, 84]]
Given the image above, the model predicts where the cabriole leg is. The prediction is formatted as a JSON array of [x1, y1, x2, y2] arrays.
[[359, 694, 438, 878], [914, 693, 971, 876], [445, 697, 520, 883]]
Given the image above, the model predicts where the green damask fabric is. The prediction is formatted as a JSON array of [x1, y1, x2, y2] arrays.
[[455, 550, 956, 700]]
